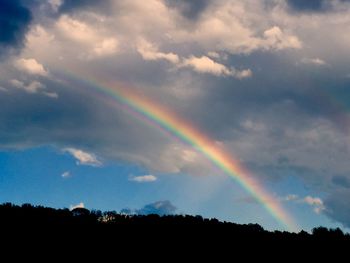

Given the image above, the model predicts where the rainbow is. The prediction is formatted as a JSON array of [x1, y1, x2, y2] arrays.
[[59, 71, 298, 231]]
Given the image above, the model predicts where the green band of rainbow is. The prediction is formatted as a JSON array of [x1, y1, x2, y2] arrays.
[[60, 71, 297, 231]]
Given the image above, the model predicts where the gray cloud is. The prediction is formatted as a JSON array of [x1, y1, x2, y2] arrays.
[[324, 190, 350, 228], [332, 176, 350, 189]]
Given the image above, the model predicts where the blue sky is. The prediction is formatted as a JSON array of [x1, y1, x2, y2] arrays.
[[1, 0, 350, 232], [0, 146, 346, 232]]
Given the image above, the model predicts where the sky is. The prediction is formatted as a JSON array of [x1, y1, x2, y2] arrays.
[[1, 0, 350, 232]]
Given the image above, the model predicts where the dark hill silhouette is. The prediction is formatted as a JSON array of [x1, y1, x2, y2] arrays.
[[0, 202, 349, 243]]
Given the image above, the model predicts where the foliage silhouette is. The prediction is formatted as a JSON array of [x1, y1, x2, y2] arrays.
[[0, 202, 349, 243]]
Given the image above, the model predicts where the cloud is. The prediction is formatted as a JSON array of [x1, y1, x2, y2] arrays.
[[56, 15, 119, 59], [70, 202, 85, 210], [121, 200, 177, 216], [301, 57, 327, 66], [15, 58, 49, 76], [181, 55, 252, 78], [284, 194, 325, 214], [303, 196, 325, 214], [10, 79, 57, 98], [93, 38, 119, 57], [332, 175, 350, 188], [284, 194, 299, 201], [0, 0, 32, 53], [137, 39, 180, 64], [42, 91, 59, 99], [262, 26, 302, 50], [64, 148, 102, 167], [61, 171, 71, 178], [136, 40, 250, 78], [324, 190, 350, 228], [11, 79, 44, 93], [129, 175, 157, 183]]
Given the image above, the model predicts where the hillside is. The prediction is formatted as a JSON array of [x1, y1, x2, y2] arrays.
[[0, 202, 348, 243]]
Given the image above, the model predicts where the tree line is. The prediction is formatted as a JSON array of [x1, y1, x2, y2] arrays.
[[0, 202, 349, 242]]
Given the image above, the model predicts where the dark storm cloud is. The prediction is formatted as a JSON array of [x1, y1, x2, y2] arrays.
[[0, 0, 32, 53], [58, 0, 111, 14], [332, 176, 350, 188], [324, 190, 350, 228], [165, 0, 210, 19]]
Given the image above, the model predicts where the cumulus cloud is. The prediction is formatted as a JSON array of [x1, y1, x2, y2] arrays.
[[129, 175, 157, 183], [181, 56, 252, 78], [64, 148, 102, 167], [303, 196, 325, 214], [284, 194, 325, 214], [137, 39, 180, 64], [121, 200, 177, 215], [56, 15, 119, 59], [70, 202, 85, 210], [136, 41, 250, 78], [262, 26, 302, 50], [14, 58, 48, 76]]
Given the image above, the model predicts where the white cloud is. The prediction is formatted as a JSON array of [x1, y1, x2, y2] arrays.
[[181, 56, 252, 78], [136, 40, 250, 78], [262, 26, 302, 51], [303, 196, 325, 214], [57, 15, 96, 43], [285, 194, 299, 201], [93, 38, 119, 57], [15, 58, 48, 76], [284, 194, 325, 214], [301, 58, 327, 66], [0, 87, 7, 92], [137, 39, 180, 64], [56, 15, 119, 59], [61, 171, 71, 178], [129, 175, 157, 183], [64, 148, 102, 167], [70, 202, 85, 210]]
